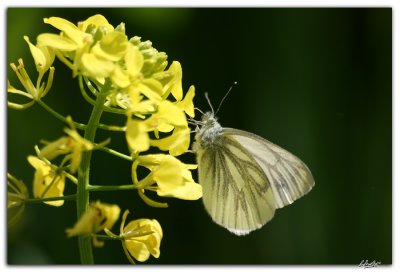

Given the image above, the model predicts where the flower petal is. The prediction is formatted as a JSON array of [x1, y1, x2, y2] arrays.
[[150, 126, 190, 156], [126, 118, 150, 152]]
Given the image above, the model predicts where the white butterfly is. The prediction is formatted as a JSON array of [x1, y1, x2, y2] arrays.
[[193, 101, 315, 236]]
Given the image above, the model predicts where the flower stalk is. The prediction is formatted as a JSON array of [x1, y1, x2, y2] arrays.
[[76, 79, 111, 264]]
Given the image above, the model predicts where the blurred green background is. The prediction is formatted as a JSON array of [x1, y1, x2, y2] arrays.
[[7, 8, 391, 264]]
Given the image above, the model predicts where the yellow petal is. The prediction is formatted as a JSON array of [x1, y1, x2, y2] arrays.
[[126, 118, 150, 152], [145, 100, 187, 132], [163, 61, 183, 100], [66, 201, 120, 237], [37, 33, 78, 51], [81, 52, 115, 78], [28, 156, 65, 206], [125, 240, 150, 262], [150, 126, 190, 156], [157, 180, 202, 200], [66, 207, 98, 237], [24, 36, 53, 72], [78, 14, 114, 33], [137, 79, 163, 102], [92, 31, 128, 62], [44, 17, 90, 46], [125, 44, 144, 77], [176, 85, 195, 118], [111, 66, 131, 88], [40, 137, 70, 160]]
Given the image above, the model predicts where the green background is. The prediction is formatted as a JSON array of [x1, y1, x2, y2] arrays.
[[7, 8, 392, 264]]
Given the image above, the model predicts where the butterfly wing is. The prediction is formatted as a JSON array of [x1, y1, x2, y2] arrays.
[[223, 128, 315, 209], [196, 132, 276, 235]]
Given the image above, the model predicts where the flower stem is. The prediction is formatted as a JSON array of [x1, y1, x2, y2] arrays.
[[25, 194, 77, 204], [93, 234, 122, 241], [87, 184, 138, 192], [98, 146, 132, 161], [76, 79, 111, 264], [36, 99, 86, 130]]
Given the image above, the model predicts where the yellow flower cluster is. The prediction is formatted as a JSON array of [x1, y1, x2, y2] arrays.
[[9, 14, 202, 264]]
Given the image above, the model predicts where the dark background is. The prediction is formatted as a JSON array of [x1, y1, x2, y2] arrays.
[[7, 8, 392, 264]]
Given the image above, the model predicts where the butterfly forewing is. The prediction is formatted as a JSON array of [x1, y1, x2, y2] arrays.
[[223, 128, 315, 209], [196, 133, 276, 235]]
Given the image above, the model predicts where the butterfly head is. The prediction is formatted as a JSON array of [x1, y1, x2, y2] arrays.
[[193, 111, 223, 150]]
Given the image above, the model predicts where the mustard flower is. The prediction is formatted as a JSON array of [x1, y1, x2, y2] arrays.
[[37, 15, 122, 78], [137, 154, 202, 201], [108, 210, 162, 263], [8, 37, 55, 110], [81, 31, 129, 78], [66, 201, 120, 247], [125, 100, 188, 154], [7, 173, 29, 226], [27, 156, 66, 207], [40, 116, 95, 173], [144, 100, 187, 133]]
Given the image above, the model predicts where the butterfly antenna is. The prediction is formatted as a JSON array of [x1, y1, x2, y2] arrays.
[[204, 92, 215, 114], [216, 81, 237, 115], [195, 107, 205, 115]]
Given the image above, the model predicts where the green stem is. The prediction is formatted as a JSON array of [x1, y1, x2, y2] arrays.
[[37, 94, 124, 132], [76, 79, 111, 264], [25, 194, 77, 204], [36, 99, 86, 130], [88, 184, 137, 192], [93, 234, 122, 241], [99, 146, 132, 162]]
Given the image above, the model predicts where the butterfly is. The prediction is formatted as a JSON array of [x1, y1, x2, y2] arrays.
[[192, 92, 315, 236]]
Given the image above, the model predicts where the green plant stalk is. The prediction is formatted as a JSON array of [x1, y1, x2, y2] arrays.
[[25, 194, 77, 203], [88, 184, 137, 192], [77, 79, 111, 264]]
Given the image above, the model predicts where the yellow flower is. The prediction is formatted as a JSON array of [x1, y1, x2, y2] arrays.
[[118, 210, 162, 263], [137, 154, 202, 200], [7, 173, 29, 226], [66, 201, 120, 247], [37, 15, 124, 79], [40, 116, 95, 173], [125, 99, 187, 154], [145, 100, 187, 133], [27, 156, 66, 207], [37, 17, 93, 77], [8, 49, 54, 109], [81, 31, 129, 78]]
